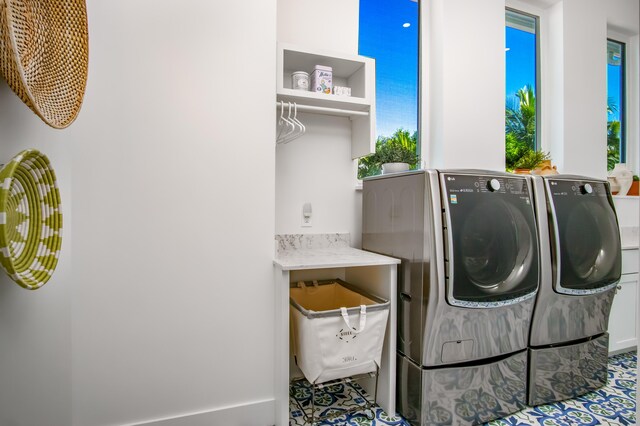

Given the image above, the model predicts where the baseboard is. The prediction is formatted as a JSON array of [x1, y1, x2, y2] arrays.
[[609, 344, 637, 356], [128, 398, 275, 426]]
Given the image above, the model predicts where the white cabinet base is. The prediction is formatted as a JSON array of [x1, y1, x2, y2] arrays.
[[609, 273, 638, 354], [274, 260, 398, 426]]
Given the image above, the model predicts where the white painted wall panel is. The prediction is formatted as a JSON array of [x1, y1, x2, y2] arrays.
[[561, 0, 608, 177], [0, 95, 72, 426], [70, 1, 276, 424], [0, 0, 277, 425], [423, 0, 506, 170]]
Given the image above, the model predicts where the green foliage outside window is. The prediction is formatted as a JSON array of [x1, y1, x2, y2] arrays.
[[505, 85, 540, 170], [358, 129, 420, 179], [607, 100, 621, 171]]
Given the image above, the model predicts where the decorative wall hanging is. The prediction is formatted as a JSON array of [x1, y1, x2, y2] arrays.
[[0, 0, 89, 128], [0, 149, 62, 289]]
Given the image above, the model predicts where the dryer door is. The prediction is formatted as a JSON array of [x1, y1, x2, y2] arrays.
[[441, 173, 539, 306], [546, 178, 621, 293]]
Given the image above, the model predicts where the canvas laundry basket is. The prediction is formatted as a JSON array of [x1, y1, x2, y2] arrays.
[[0, 0, 89, 128], [0, 149, 62, 289], [290, 279, 389, 384]]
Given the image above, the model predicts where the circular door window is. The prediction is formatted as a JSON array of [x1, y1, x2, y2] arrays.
[[562, 203, 619, 287], [459, 199, 535, 295]]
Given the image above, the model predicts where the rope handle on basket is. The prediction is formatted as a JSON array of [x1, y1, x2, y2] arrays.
[[296, 280, 320, 292], [340, 305, 367, 334]]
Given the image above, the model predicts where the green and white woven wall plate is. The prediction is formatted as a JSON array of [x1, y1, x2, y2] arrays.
[[0, 149, 62, 290]]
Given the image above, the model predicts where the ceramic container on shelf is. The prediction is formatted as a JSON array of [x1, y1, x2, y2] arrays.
[[608, 176, 621, 194], [531, 160, 559, 176], [291, 71, 309, 91], [513, 168, 531, 175], [382, 162, 410, 174], [610, 163, 634, 195]]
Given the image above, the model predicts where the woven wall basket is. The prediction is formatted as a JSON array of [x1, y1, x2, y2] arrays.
[[0, 149, 62, 290], [0, 0, 89, 129]]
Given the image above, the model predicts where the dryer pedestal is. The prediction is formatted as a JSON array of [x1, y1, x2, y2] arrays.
[[397, 350, 528, 426], [528, 333, 609, 406]]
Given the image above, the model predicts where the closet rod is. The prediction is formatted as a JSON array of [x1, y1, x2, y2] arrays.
[[275, 102, 369, 117]]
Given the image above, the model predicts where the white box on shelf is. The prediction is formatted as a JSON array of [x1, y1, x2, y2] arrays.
[[310, 65, 332, 94]]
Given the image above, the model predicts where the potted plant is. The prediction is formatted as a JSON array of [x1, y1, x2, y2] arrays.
[[358, 129, 420, 178], [628, 175, 639, 196], [512, 149, 551, 175]]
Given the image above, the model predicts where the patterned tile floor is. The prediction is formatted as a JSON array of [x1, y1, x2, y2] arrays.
[[289, 351, 636, 425]]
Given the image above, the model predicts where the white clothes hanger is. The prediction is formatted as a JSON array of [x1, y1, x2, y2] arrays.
[[278, 102, 306, 144], [276, 101, 295, 143]]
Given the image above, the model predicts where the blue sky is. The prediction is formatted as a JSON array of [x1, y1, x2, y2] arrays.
[[506, 26, 536, 106], [608, 64, 622, 122], [358, 0, 419, 138]]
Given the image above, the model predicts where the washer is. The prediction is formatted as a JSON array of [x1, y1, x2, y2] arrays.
[[362, 169, 540, 425], [528, 175, 621, 406]]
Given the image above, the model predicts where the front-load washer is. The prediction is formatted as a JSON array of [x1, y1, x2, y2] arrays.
[[528, 175, 621, 406], [363, 169, 540, 425]]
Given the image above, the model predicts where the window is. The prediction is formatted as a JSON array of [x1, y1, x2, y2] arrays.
[[505, 9, 539, 171], [357, 0, 419, 179], [607, 39, 625, 171]]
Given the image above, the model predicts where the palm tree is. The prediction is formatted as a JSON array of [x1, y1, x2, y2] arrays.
[[506, 85, 536, 150], [607, 99, 621, 171], [607, 119, 621, 171], [505, 85, 536, 169]]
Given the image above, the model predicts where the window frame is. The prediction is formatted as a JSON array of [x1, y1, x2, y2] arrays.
[[505, 6, 541, 152], [355, 0, 421, 187], [607, 37, 627, 166], [607, 27, 638, 176]]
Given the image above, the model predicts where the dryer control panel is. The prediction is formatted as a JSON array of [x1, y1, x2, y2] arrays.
[[548, 179, 609, 198], [442, 174, 533, 209]]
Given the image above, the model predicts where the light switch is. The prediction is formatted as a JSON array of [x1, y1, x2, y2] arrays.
[[302, 202, 312, 227]]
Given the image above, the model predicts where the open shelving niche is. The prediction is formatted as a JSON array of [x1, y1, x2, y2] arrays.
[[276, 42, 376, 159]]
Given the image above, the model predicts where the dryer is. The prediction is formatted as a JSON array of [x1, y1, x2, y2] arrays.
[[363, 170, 539, 425], [528, 175, 621, 406]]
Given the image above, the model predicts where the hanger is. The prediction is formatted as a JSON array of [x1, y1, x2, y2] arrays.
[[277, 102, 306, 144], [276, 101, 295, 143]]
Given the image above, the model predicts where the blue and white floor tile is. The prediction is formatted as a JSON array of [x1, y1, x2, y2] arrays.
[[289, 351, 636, 425]]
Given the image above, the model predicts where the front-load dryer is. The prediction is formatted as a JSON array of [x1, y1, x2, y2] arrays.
[[363, 170, 540, 425], [528, 175, 621, 406]]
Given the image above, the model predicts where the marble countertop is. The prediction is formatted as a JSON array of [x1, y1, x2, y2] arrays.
[[621, 226, 639, 250], [273, 233, 400, 271]]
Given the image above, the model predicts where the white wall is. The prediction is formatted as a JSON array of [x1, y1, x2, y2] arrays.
[[0, 1, 277, 425], [275, 0, 363, 245], [422, 0, 506, 170], [545, 0, 608, 178], [0, 87, 73, 426]]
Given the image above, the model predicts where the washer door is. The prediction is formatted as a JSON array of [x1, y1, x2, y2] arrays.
[[546, 179, 621, 293], [442, 173, 539, 305]]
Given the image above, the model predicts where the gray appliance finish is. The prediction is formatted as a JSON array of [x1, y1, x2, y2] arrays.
[[528, 175, 621, 406], [362, 170, 540, 425]]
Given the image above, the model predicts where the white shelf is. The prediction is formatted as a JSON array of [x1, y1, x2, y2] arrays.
[[276, 42, 376, 159], [277, 88, 370, 112]]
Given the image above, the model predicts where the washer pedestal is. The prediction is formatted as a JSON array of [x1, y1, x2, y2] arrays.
[[397, 350, 528, 425], [528, 333, 609, 406]]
